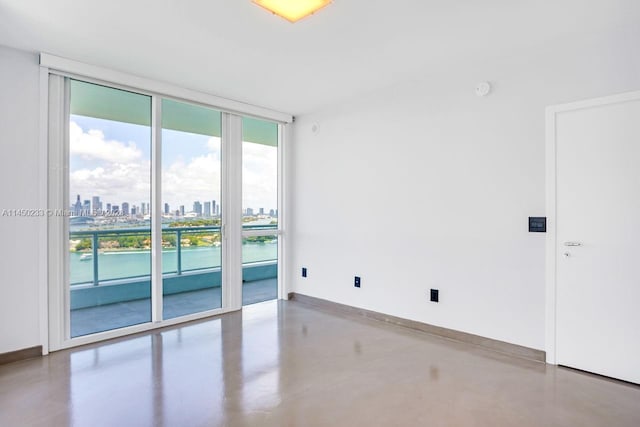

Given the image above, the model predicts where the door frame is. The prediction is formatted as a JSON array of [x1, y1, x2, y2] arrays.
[[545, 89, 640, 364], [41, 54, 293, 352]]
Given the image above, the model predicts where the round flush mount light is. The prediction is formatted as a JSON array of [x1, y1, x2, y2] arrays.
[[475, 81, 492, 97]]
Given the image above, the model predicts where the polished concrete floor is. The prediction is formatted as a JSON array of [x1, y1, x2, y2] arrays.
[[71, 278, 277, 337], [2, 300, 639, 427]]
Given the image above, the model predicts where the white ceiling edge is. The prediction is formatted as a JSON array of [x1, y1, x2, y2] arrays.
[[1, 0, 639, 115], [293, 23, 640, 118], [41, 53, 293, 124]]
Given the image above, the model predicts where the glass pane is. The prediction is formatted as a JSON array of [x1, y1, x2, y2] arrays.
[[161, 99, 222, 320], [69, 80, 152, 337], [242, 117, 278, 229], [242, 235, 278, 305]]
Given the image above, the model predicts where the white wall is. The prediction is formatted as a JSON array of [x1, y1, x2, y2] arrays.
[[289, 28, 640, 350], [1, 25, 639, 355], [0, 45, 43, 353]]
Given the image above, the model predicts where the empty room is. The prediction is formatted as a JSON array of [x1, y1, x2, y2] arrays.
[[1, 1, 639, 426]]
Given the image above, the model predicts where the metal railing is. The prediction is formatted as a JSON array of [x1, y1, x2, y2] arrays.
[[70, 224, 277, 286]]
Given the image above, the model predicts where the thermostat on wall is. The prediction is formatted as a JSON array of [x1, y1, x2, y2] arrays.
[[529, 217, 546, 233]]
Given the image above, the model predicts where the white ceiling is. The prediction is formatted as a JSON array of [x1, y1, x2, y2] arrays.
[[1, 0, 639, 114]]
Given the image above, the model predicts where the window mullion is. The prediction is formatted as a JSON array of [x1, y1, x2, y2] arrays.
[[151, 96, 163, 322], [277, 123, 287, 300], [222, 113, 243, 311]]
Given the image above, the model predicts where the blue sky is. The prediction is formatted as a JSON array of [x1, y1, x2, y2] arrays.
[[69, 115, 277, 213]]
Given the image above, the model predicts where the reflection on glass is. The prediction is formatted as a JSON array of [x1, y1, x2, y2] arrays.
[[161, 99, 222, 319], [242, 235, 278, 305], [68, 80, 152, 337]]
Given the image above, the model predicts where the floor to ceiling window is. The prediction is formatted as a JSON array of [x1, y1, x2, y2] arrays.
[[241, 117, 279, 306], [68, 80, 153, 337], [46, 65, 288, 349], [161, 99, 223, 319]]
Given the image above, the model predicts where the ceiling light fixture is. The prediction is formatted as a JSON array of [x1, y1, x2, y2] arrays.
[[253, 0, 332, 23]]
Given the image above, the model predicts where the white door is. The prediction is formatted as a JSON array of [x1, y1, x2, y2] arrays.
[[555, 95, 640, 384]]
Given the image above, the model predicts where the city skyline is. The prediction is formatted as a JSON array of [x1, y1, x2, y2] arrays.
[[69, 115, 277, 214], [71, 193, 277, 218]]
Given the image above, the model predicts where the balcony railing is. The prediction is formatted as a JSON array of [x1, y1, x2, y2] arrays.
[[70, 224, 277, 286]]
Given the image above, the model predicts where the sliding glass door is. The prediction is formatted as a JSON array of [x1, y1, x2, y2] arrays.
[[51, 74, 284, 347], [241, 117, 279, 306], [68, 80, 153, 337], [161, 99, 223, 319]]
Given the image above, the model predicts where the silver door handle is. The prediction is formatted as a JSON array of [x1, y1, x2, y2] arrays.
[[563, 242, 582, 247]]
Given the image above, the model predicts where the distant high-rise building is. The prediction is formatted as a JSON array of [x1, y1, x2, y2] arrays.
[[106, 203, 112, 213], [246, 207, 254, 216], [179, 205, 185, 216], [131, 206, 137, 216], [164, 203, 169, 215], [92, 196, 102, 213], [122, 202, 130, 216], [269, 209, 275, 216], [204, 201, 211, 217], [146, 203, 151, 215], [212, 200, 217, 216], [73, 195, 82, 216], [193, 201, 202, 216], [112, 205, 120, 213], [259, 208, 264, 215], [83, 200, 91, 215]]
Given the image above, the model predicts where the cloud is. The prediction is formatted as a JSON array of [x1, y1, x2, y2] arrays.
[[162, 150, 222, 210], [242, 142, 278, 211], [207, 137, 220, 152], [69, 125, 278, 213], [70, 121, 142, 163], [69, 121, 150, 206], [70, 163, 151, 207]]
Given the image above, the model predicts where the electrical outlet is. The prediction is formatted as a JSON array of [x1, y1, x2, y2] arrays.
[[354, 276, 361, 288], [302, 267, 307, 278], [430, 289, 439, 302]]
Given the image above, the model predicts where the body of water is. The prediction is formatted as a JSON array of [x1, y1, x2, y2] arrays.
[[70, 241, 277, 285]]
